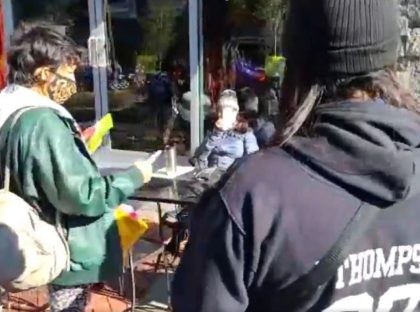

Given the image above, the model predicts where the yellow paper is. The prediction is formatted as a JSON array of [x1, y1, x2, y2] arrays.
[[114, 206, 149, 255], [87, 113, 114, 153]]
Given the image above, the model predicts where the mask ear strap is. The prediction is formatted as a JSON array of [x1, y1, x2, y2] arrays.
[[33, 74, 42, 83]]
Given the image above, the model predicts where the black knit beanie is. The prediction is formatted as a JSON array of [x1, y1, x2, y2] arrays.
[[282, 0, 400, 79]]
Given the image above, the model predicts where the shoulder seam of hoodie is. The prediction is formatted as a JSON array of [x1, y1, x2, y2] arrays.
[[218, 189, 247, 235]]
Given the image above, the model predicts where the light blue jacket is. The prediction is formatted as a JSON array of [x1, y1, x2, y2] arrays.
[[194, 127, 259, 170]]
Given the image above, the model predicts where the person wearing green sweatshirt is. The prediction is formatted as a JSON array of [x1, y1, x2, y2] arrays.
[[0, 21, 153, 311]]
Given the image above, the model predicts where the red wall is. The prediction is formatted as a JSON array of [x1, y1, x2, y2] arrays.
[[0, 2, 6, 89]]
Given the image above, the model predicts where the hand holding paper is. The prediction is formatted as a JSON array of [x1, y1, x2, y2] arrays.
[[134, 150, 161, 183], [83, 114, 114, 153]]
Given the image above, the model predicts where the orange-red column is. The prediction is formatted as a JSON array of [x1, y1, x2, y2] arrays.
[[0, 2, 6, 90]]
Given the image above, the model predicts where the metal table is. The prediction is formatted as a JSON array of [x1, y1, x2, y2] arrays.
[[128, 174, 207, 311], [130, 175, 202, 205]]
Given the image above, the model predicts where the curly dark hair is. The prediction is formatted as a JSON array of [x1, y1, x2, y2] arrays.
[[7, 21, 81, 87]]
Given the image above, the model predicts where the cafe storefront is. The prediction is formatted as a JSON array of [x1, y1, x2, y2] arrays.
[[0, 0, 286, 157]]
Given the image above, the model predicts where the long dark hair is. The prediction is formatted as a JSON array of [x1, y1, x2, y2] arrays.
[[274, 63, 420, 146]]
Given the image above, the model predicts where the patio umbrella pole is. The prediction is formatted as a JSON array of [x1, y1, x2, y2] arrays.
[[162, 98, 180, 148]]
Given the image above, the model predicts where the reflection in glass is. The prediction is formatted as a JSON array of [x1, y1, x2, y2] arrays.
[[106, 0, 191, 154], [204, 0, 287, 132], [11, 0, 94, 126]]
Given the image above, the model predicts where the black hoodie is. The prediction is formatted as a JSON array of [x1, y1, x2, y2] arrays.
[[172, 99, 420, 311]]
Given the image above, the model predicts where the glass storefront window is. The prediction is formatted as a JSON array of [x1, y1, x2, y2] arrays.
[[106, 0, 192, 154], [203, 0, 287, 128], [10, 0, 95, 127], [7, 0, 290, 155], [7, 0, 200, 155]]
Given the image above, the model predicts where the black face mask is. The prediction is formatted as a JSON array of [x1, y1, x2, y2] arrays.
[[47, 72, 77, 104]]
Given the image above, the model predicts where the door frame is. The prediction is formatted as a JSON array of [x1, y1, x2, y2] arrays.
[[89, 0, 110, 126]]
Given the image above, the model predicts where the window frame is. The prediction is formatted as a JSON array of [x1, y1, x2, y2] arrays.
[[2, 0, 205, 154]]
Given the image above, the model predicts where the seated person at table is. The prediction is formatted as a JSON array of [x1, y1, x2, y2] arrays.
[[238, 87, 276, 148], [190, 90, 259, 170]]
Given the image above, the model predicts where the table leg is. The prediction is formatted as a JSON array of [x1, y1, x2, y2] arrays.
[[156, 202, 172, 310], [157, 202, 164, 242], [129, 249, 136, 312], [119, 264, 126, 296], [122, 201, 174, 311]]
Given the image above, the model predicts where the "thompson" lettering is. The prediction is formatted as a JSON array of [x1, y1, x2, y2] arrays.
[[335, 244, 420, 289]]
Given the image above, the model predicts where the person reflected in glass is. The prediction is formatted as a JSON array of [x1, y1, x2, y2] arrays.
[[238, 87, 276, 148]]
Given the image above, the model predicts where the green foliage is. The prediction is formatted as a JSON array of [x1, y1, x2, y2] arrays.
[[14, 0, 75, 24], [226, 0, 288, 35], [226, 0, 288, 54], [139, 6, 179, 59], [227, 0, 288, 21], [254, 0, 287, 24]]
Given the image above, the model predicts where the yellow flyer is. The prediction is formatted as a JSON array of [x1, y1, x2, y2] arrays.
[[114, 205, 149, 261], [86, 113, 114, 153]]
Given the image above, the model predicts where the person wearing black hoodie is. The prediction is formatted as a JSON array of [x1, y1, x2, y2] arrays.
[[172, 0, 420, 311]]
